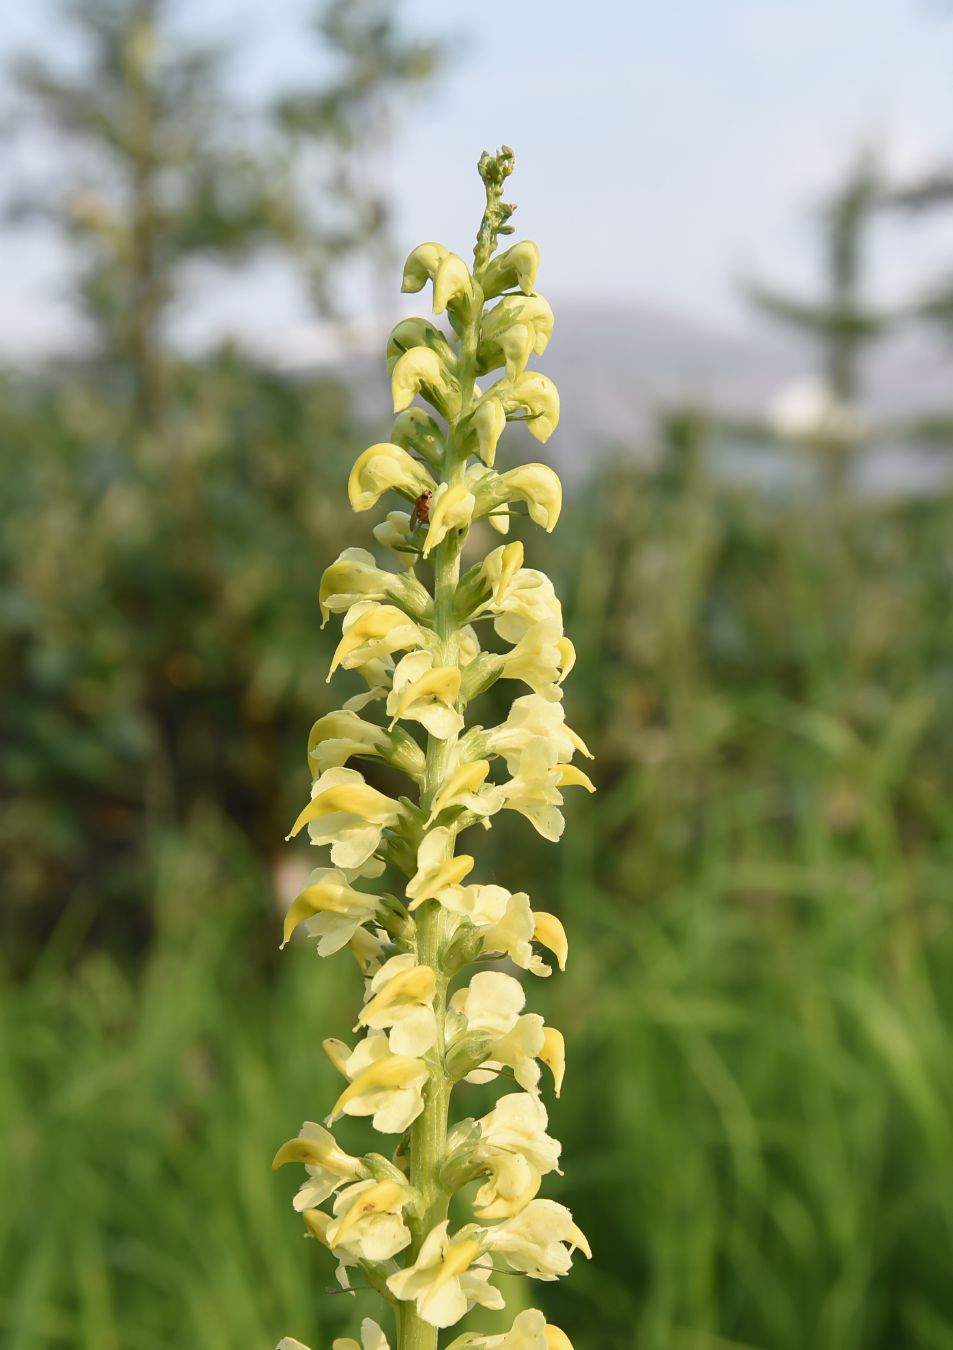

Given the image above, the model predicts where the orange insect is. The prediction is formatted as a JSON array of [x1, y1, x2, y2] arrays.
[[409, 489, 433, 532]]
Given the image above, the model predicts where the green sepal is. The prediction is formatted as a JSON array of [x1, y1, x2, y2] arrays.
[[460, 652, 504, 703], [454, 561, 491, 619], [379, 726, 427, 782], [445, 1032, 493, 1083], [385, 573, 434, 625]]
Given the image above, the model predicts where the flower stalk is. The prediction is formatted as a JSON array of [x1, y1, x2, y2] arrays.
[[275, 148, 594, 1350]]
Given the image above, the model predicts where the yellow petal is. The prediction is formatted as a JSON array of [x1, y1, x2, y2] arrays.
[[473, 1166, 541, 1219], [432, 253, 474, 315], [567, 1222, 592, 1259], [358, 966, 437, 1025], [540, 1027, 565, 1097], [329, 1057, 429, 1120], [532, 912, 568, 971], [391, 667, 461, 727], [555, 765, 595, 793], [407, 854, 474, 908], [323, 1038, 352, 1077], [281, 883, 369, 949], [428, 760, 490, 819], [545, 1327, 575, 1350], [286, 784, 400, 839], [420, 1240, 482, 1312], [401, 242, 449, 293], [422, 484, 474, 558], [332, 1180, 407, 1241], [302, 1208, 332, 1246], [556, 638, 576, 683], [330, 606, 416, 674], [271, 1134, 361, 1174]]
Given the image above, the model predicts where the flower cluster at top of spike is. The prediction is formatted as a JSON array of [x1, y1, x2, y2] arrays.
[[274, 147, 594, 1350]]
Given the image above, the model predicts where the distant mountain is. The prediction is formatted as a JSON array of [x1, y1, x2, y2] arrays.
[[257, 302, 953, 490]]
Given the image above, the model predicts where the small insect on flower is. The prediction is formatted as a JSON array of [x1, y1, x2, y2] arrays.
[[409, 489, 433, 533]]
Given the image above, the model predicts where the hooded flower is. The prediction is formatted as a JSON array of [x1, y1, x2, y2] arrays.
[[482, 240, 540, 299], [386, 1220, 504, 1328], [478, 891, 551, 976], [281, 862, 385, 955], [405, 827, 475, 909], [448, 971, 546, 1093], [325, 1178, 413, 1263], [499, 463, 562, 528], [271, 1120, 369, 1211], [486, 695, 591, 774], [497, 620, 573, 703], [426, 760, 505, 825], [500, 738, 595, 843], [392, 347, 461, 419], [307, 709, 391, 776], [349, 444, 436, 513], [329, 603, 426, 677], [287, 766, 405, 869], [483, 1199, 591, 1280], [387, 651, 463, 739], [373, 510, 418, 569], [356, 953, 438, 1056], [477, 544, 562, 642], [320, 549, 399, 625], [326, 1031, 430, 1133]]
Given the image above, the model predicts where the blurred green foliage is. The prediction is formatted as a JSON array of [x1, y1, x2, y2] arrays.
[[4, 6, 953, 1349]]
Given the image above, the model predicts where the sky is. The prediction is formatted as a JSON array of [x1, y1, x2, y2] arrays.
[[1, 0, 953, 357]]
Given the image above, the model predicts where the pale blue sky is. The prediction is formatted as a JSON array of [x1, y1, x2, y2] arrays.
[[2, 0, 953, 353]]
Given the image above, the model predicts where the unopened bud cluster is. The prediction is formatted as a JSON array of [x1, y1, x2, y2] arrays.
[[274, 148, 594, 1350]]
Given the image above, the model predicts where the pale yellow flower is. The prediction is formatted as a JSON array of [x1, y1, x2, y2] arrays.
[[486, 694, 591, 775], [471, 397, 506, 466], [386, 1220, 504, 1328], [326, 1031, 430, 1133], [497, 620, 571, 703], [422, 483, 475, 558], [477, 1308, 576, 1350], [287, 766, 405, 869], [499, 463, 562, 529], [426, 759, 504, 824], [432, 253, 475, 317], [271, 1119, 368, 1210], [478, 891, 550, 976], [483, 1199, 591, 1280], [405, 827, 475, 909], [477, 544, 562, 642], [349, 443, 436, 513], [386, 318, 457, 376], [325, 1178, 413, 1263], [373, 511, 418, 569], [486, 374, 559, 444], [449, 971, 545, 1093], [356, 953, 438, 1056], [281, 863, 384, 955], [319, 548, 399, 626], [499, 737, 595, 843], [330, 603, 426, 676], [387, 650, 463, 739], [482, 240, 540, 298], [307, 709, 390, 775], [481, 294, 554, 380], [392, 347, 461, 419], [401, 241, 450, 291]]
